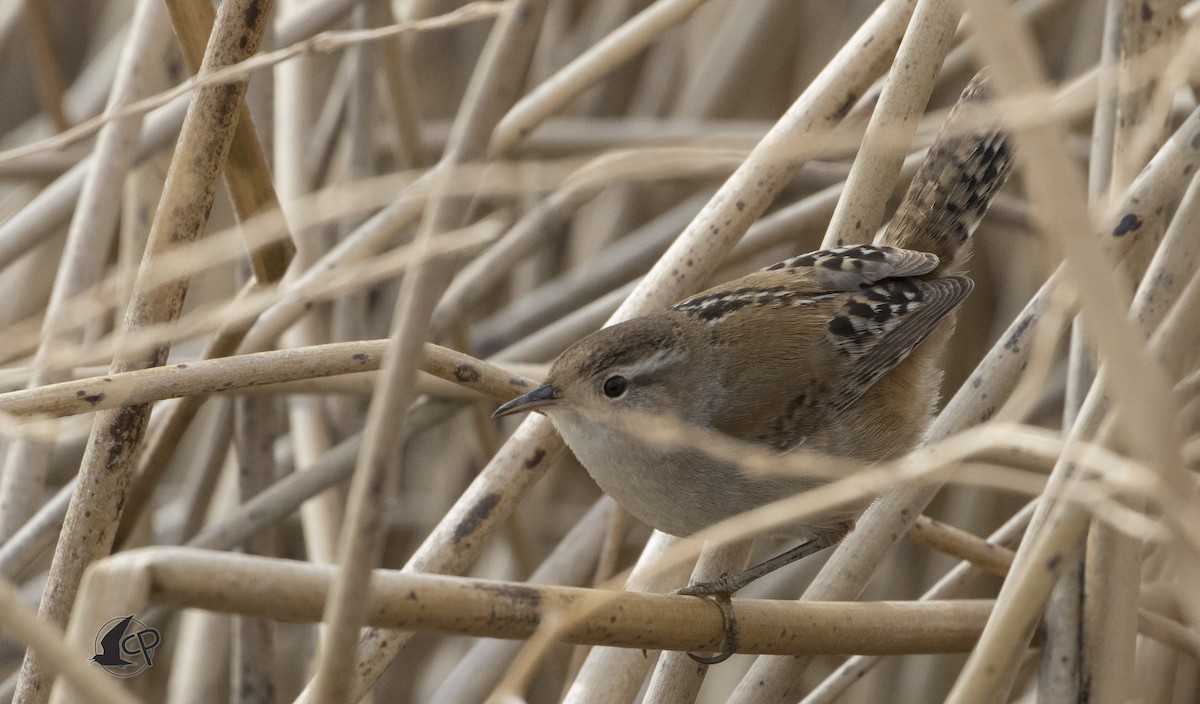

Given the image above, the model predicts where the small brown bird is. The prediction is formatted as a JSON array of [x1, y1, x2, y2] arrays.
[[495, 75, 1012, 662]]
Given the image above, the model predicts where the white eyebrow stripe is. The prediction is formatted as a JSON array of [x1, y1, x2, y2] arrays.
[[623, 347, 685, 378]]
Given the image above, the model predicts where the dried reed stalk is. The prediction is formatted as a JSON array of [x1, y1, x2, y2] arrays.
[[2, 1, 1198, 703]]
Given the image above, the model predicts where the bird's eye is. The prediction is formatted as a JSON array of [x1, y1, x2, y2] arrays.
[[602, 375, 628, 398]]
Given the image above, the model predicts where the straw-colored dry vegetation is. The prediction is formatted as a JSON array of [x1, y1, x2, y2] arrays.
[[0, 0, 1197, 702]]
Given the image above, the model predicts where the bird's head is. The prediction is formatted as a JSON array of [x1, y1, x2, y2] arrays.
[[493, 314, 707, 425]]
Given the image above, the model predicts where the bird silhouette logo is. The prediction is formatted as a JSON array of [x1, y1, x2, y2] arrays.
[[92, 615, 160, 677]]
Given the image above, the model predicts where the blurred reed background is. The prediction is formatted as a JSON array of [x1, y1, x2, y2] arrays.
[[0, 0, 1196, 703]]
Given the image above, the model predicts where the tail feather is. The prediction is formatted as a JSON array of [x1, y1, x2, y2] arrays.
[[880, 73, 1014, 275]]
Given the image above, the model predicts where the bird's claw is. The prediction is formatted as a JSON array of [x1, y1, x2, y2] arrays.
[[675, 572, 744, 598], [673, 587, 740, 665]]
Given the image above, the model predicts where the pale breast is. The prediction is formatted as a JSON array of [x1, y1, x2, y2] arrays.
[[548, 410, 848, 538]]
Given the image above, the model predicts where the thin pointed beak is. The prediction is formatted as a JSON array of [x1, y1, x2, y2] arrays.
[[493, 384, 560, 418]]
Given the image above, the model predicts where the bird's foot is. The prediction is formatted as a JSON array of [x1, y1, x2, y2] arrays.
[[673, 579, 740, 665], [669, 535, 845, 665]]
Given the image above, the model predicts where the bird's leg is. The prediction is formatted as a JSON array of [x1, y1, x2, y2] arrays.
[[675, 525, 851, 665]]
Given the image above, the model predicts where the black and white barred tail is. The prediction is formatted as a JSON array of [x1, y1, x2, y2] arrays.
[[880, 72, 1014, 276]]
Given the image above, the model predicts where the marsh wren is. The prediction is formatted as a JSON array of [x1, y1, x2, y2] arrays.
[[495, 75, 1011, 662]]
